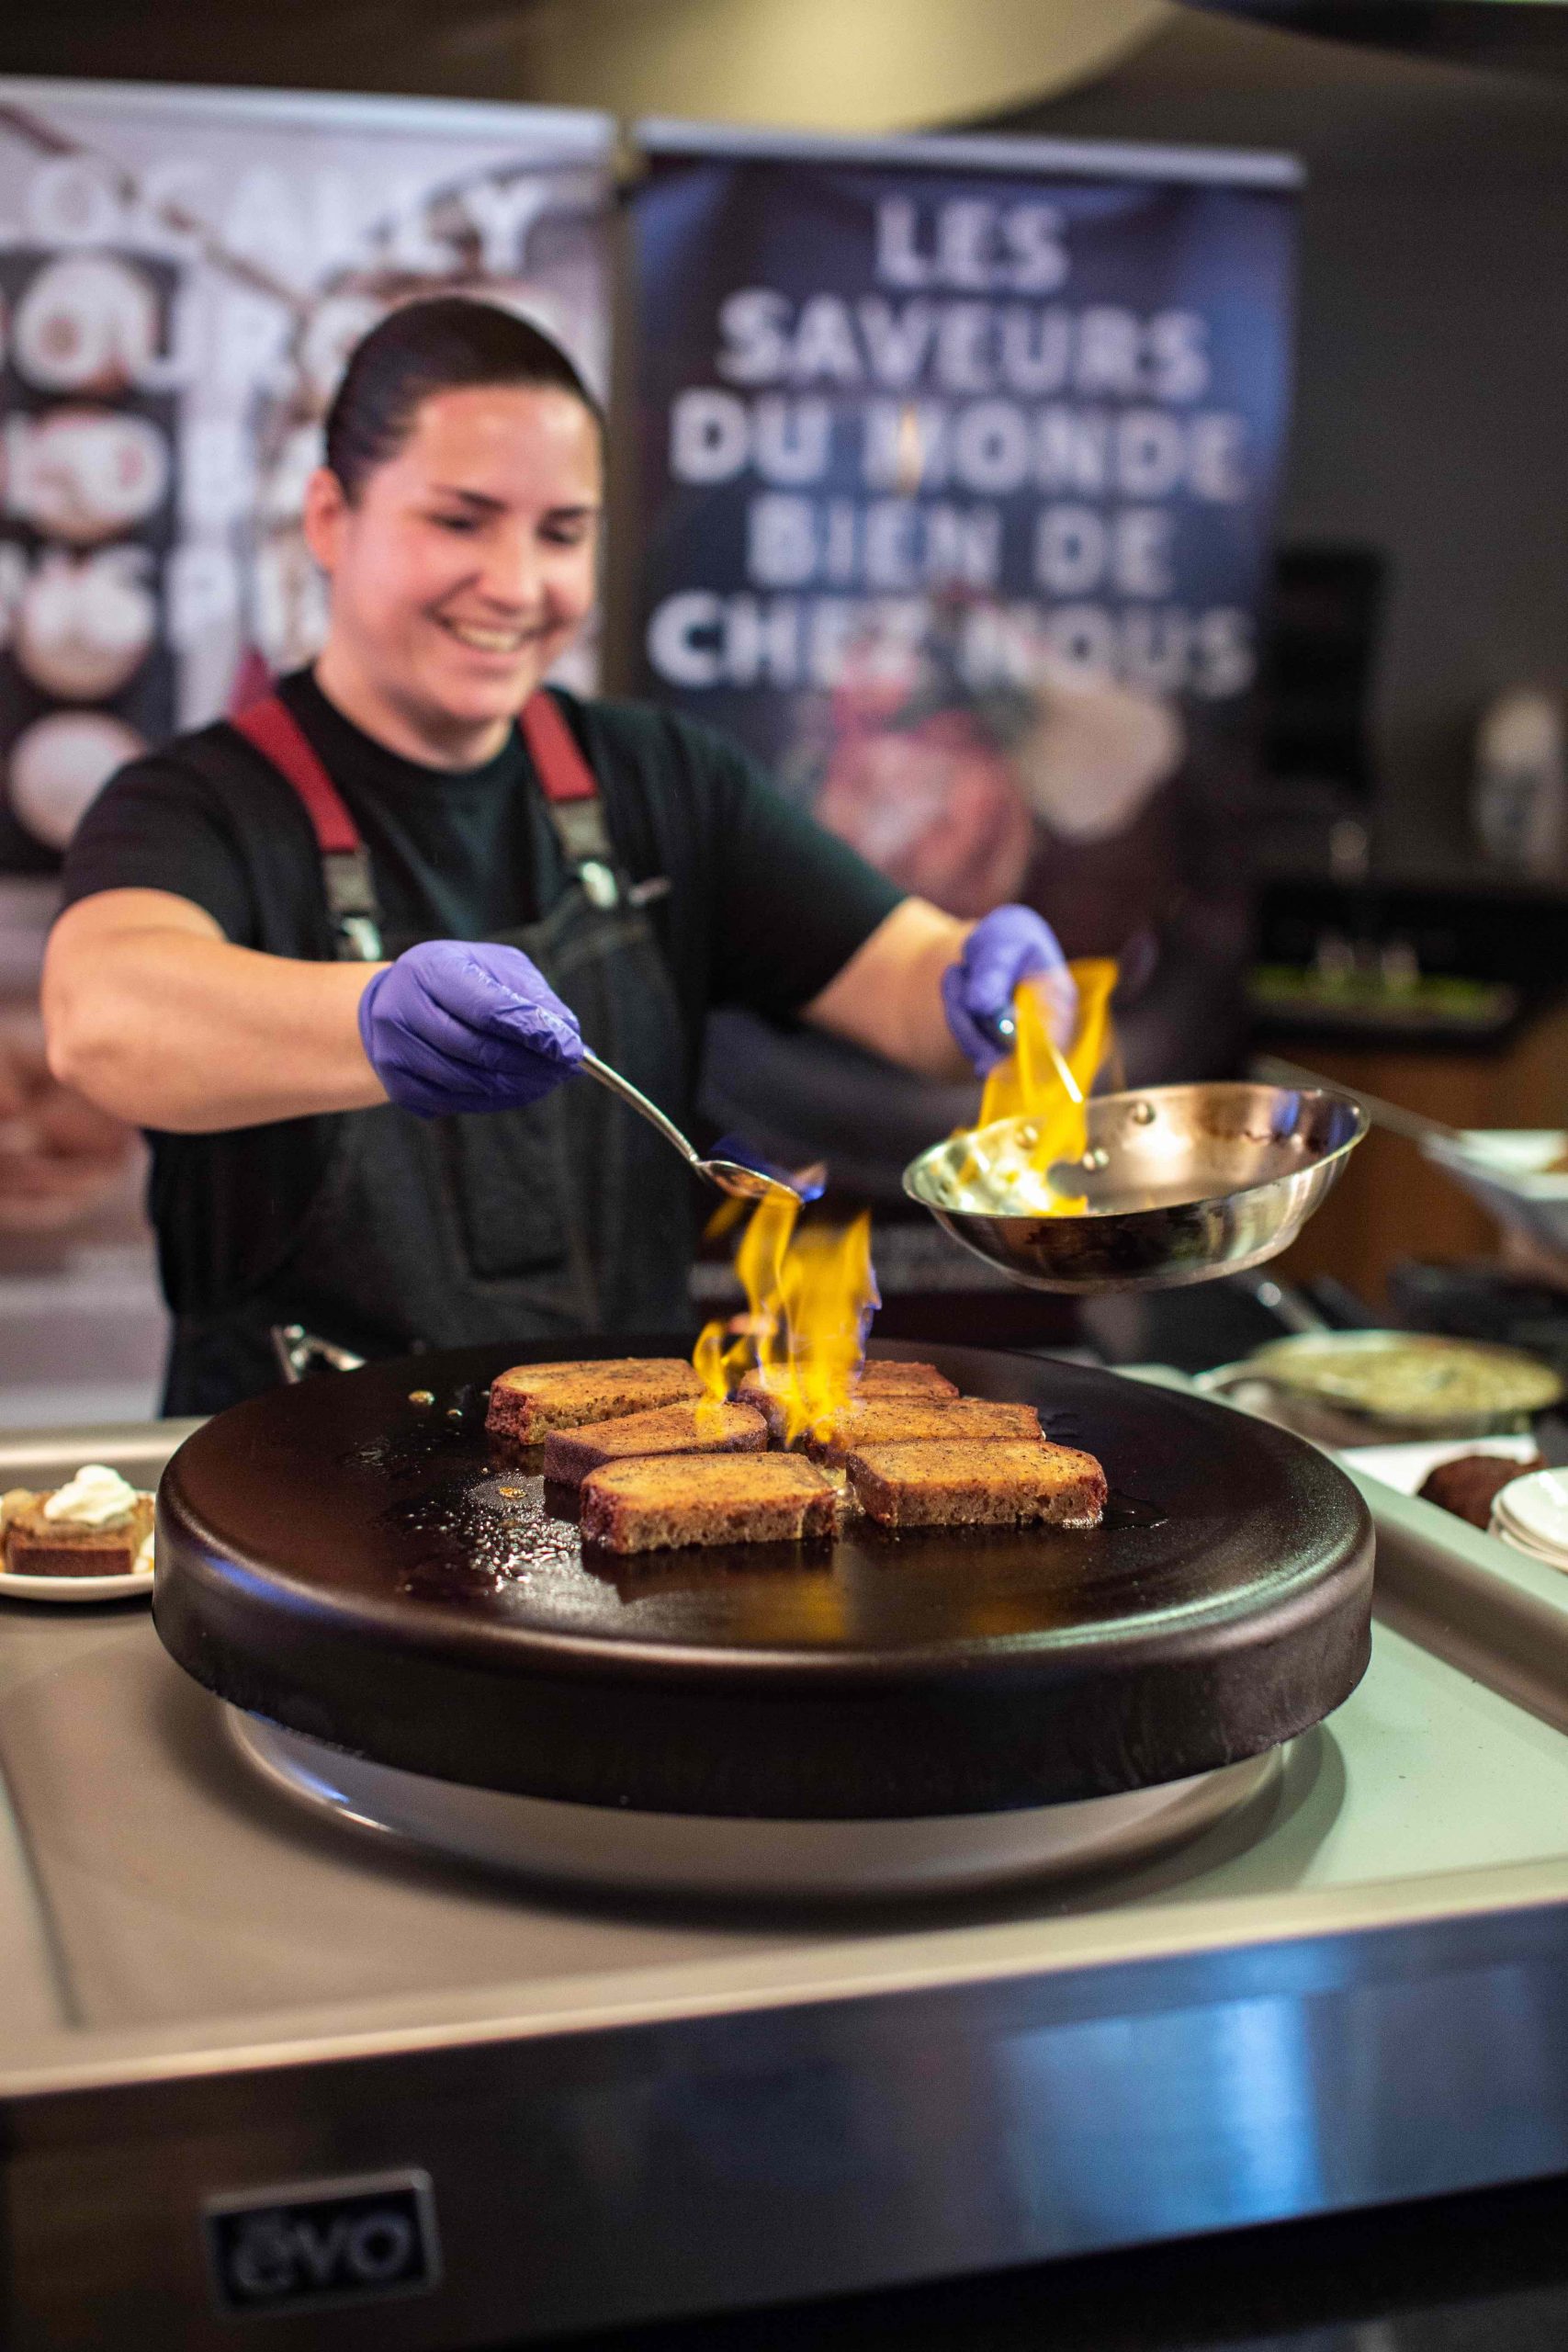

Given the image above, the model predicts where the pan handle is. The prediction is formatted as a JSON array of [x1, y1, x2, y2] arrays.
[[1249, 1054, 1463, 1151], [1246, 1276, 1329, 1336]]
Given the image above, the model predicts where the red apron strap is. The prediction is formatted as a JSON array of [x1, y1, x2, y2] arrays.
[[232, 695, 363, 854], [520, 690, 599, 804], [231, 695, 382, 961]]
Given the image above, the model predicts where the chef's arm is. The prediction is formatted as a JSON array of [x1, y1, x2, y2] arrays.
[[804, 897, 1076, 1079], [43, 889, 387, 1131], [803, 899, 971, 1078]]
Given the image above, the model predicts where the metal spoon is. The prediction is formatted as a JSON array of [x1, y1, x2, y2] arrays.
[[579, 1047, 807, 1206]]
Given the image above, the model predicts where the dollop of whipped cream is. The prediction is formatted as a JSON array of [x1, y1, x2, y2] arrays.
[[42, 1463, 141, 1529]]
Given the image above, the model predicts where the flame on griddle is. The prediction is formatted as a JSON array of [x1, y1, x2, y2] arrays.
[[693, 1193, 879, 1444]]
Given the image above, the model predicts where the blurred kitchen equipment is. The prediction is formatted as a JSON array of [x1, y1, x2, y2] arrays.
[[1472, 687, 1567, 877], [903, 1080, 1366, 1293], [270, 1324, 367, 1383], [1388, 1261, 1568, 1379], [1255, 1053, 1568, 1262], [1200, 1329, 1563, 1445], [580, 1048, 808, 1206], [1419, 1131, 1568, 1266]]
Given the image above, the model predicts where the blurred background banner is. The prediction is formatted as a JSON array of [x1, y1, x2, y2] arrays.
[[0, 79, 613, 1419], [0, 79, 615, 874], [632, 120, 1303, 1184]]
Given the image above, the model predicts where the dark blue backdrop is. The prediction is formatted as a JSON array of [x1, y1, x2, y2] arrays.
[[630, 140, 1299, 783]]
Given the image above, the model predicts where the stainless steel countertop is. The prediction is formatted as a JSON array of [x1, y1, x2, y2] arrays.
[[3, 1408, 1568, 2348]]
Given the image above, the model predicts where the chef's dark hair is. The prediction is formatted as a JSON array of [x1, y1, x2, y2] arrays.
[[324, 297, 602, 501]]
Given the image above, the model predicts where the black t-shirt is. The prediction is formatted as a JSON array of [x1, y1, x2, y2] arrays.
[[61, 670, 902, 1317]]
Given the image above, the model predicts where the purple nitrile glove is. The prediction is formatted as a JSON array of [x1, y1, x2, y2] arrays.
[[357, 939, 583, 1118], [941, 906, 1077, 1077]]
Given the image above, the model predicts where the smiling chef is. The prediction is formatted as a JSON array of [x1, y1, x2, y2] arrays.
[[42, 298, 1075, 1414]]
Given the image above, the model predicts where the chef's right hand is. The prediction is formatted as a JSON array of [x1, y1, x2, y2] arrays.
[[357, 940, 583, 1118]]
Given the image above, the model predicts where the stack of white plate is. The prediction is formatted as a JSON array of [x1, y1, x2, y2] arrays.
[[1490, 1469, 1568, 1570]]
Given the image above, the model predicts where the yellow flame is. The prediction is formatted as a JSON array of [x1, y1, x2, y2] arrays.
[[958, 956, 1118, 1210], [691, 1193, 879, 1445], [689, 959, 1116, 1429], [693, 1317, 749, 1406]]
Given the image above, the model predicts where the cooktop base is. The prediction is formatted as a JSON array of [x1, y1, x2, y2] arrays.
[[227, 1707, 1280, 1900]]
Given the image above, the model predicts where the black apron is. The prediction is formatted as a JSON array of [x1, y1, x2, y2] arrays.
[[163, 692, 695, 1415]]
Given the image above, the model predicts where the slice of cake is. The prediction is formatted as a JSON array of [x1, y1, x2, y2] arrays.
[[733, 1359, 957, 1437], [805, 1396, 1042, 1468], [846, 1439, 1108, 1530], [2, 1464, 155, 1577], [543, 1400, 767, 1487], [581, 1454, 838, 1554], [487, 1357, 703, 1441]]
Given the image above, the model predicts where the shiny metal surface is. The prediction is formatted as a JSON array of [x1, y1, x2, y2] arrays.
[[580, 1046, 803, 1204], [903, 1081, 1367, 1292], [228, 1709, 1278, 1898], [4, 1416, 1568, 2349]]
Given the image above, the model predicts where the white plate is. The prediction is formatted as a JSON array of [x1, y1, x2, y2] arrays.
[[1488, 1517, 1568, 1572], [0, 1566, 152, 1603], [1493, 1467, 1568, 1556]]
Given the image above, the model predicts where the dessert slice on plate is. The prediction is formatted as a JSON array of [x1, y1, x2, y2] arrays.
[[2, 1464, 154, 1578]]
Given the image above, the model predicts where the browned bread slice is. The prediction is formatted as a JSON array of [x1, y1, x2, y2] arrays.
[[487, 1357, 702, 1440], [730, 1369, 795, 1439], [581, 1453, 837, 1554], [846, 1439, 1107, 1530], [733, 1359, 958, 1437], [858, 1361, 959, 1396], [543, 1400, 767, 1486], [4, 1490, 154, 1577], [806, 1396, 1042, 1467]]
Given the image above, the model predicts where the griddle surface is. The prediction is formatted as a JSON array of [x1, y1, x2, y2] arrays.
[[153, 1341, 1372, 1816]]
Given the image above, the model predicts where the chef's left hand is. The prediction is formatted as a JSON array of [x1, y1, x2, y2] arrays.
[[941, 906, 1077, 1076]]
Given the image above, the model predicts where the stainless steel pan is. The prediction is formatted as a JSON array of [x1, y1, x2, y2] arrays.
[[903, 1080, 1367, 1293]]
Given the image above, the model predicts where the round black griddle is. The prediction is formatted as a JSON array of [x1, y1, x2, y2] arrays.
[[153, 1339, 1373, 1820]]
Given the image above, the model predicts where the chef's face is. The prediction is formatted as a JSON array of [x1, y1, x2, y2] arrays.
[[304, 383, 601, 759]]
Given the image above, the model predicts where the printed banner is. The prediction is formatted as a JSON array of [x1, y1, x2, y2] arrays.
[[631, 126, 1299, 942], [0, 80, 614, 871]]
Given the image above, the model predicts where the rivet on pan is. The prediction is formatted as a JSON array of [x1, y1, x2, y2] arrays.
[[409, 1390, 434, 1407], [446, 1408, 463, 1421], [1130, 1101, 1156, 1125], [1019, 1125, 1038, 1148]]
